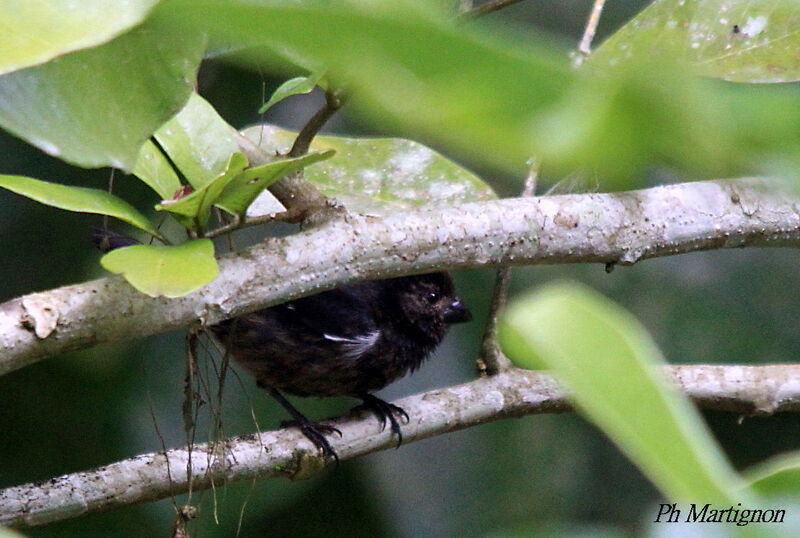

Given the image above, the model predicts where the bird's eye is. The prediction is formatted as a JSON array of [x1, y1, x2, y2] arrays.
[[426, 291, 439, 303]]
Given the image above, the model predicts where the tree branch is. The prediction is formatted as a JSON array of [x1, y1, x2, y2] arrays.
[[288, 89, 343, 158], [2, 177, 799, 376], [234, 132, 336, 218], [574, 0, 607, 64], [3, 363, 799, 528]]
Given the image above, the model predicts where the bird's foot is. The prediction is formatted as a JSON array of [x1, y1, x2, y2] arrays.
[[280, 419, 342, 464], [358, 394, 410, 448]]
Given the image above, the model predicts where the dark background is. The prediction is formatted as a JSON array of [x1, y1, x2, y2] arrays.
[[2, 1, 799, 536]]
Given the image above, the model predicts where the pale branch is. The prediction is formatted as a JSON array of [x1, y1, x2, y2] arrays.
[[3, 363, 800, 529], [576, 0, 607, 56], [1, 177, 799, 377]]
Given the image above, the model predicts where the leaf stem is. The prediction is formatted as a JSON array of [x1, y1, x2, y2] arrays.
[[289, 89, 344, 158], [203, 208, 307, 239]]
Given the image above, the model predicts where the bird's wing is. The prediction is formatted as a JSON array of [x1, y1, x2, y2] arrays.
[[277, 284, 381, 349]]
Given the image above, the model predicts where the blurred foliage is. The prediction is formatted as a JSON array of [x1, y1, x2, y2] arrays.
[[0, 0, 159, 75], [592, 0, 800, 83], [161, 0, 800, 184], [501, 282, 744, 504], [0, 14, 204, 170], [747, 453, 800, 497]]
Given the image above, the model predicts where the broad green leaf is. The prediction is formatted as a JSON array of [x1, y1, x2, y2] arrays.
[[132, 140, 182, 200], [159, 0, 800, 185], [593, 0, 800, 83], [531, 58, 735, 184], [0, 15, 204, 171], [745, 453, 800, 497], [0, 174, 160, 237], [499, 282, 745, 503], [154, 92, 241, 189], [156, 152, 248, 229], [0, 0, 159, 75], [241, 125, 497, 214], [101, 239, 218, 298], [215, 150, 334, 216], [159, 0, 571, 177], [258, 72, 325, 114]]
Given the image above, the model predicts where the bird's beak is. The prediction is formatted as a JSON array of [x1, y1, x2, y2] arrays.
[[443, 298, 472, 323]]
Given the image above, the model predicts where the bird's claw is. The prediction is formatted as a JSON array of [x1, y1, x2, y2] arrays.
[[358, 394, 409, 448], [280, 419, 342, 437], [281, 419, 341, 463]]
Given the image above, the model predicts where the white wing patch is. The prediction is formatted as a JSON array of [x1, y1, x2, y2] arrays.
[[323, 330, 381, 359]]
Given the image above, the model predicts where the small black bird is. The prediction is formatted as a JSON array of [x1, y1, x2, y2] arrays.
[[91, 229, 471, 460], [211, 272, 471, 460]]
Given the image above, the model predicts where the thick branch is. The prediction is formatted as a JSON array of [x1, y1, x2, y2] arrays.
[[2, 177, 800, 376], [3, 364, 799, 528]]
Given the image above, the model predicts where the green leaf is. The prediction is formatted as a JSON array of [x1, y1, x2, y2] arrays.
[[745, 453, 800, 497], [499, 281, 745, 503], [593, 0, 800, 83], [159, 0, 571, 177], [101, 239, 218, 298], [531, 59, 734, 185], [132, 140, 182, 200], [0, 14, 205, 171], [156, 152, 248, 229], [154, 93, 241, 188], [258, 73, 324, 114], [241, 125, 497, 214], [215, 150, 334, 216], [0, 174, 160, 237], [159, 0, 800, 185], [0, 0, 159, 75]]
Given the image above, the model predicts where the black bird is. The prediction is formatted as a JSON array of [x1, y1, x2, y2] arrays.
[[210, 272, 471, 460], [91, 229, 471, 460]]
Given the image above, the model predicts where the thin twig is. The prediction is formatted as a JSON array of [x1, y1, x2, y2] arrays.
[[209, 88, 344, 241], [229, 86, 347, 229], [203, 208, 306, 239], [182, 330, 201, 504], [289, 89, 344, 158], [573, 0, 608, 67], [235, 128, 344, 224], [477, 161, 539, 375]]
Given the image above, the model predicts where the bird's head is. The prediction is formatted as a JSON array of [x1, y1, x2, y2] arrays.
[[386, 272, 472, 344]]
